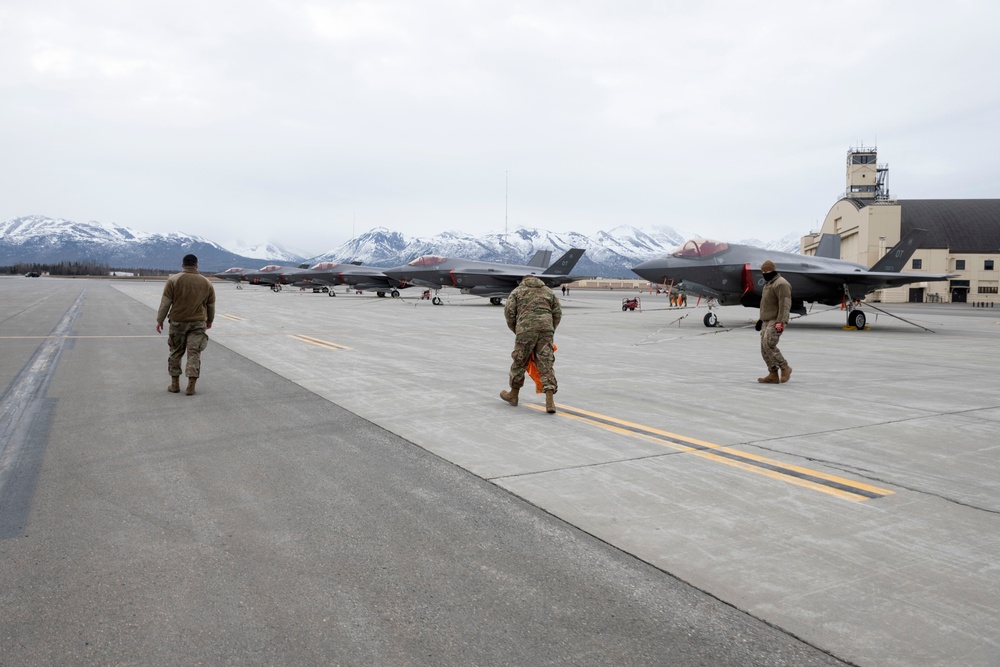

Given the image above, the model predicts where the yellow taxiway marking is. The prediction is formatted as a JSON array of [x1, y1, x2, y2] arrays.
[[288, 334, 352, 351], [524, 402, 894, 502], [220, 314, 246, 321]]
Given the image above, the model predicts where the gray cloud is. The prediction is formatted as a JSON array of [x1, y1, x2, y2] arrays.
[[2, 0, 998, 255]]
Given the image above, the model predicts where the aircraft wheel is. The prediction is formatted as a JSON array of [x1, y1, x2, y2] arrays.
[[391, 290, 400, 298], [376, 291, 386, 297], [432, 296, 442, 305], [704, 312, 718, 328], [328, 290, 336, 297], [849, 310, 866, 330]]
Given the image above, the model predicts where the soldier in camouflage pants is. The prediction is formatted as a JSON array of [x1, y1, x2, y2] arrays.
[[156, 254, 216, 395], [500, 275, 562, 413], [168, 321, 209, 379]]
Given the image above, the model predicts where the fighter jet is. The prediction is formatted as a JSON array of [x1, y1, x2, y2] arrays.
[[382, 248, 587, 305], [631, 230, 952, 329], [279, 262, 406, 298], [214, 267, 246, 289], [243, 264, 304, 292]]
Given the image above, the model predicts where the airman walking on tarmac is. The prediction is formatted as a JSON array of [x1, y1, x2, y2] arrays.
[[755, 259, 792, 384], [156, 254, 216, 395], [500, 275, 562, 413]]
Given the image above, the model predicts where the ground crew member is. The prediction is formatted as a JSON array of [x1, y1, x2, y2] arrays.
[[755, 259, 792, 384], [500, 275, 562, 413], [156, 254, 216, 395]]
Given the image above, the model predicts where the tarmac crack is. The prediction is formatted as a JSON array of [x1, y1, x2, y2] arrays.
[[744, 406, 1000, 515], [487, 451, 679, 482]]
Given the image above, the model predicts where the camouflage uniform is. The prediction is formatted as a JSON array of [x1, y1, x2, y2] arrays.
[[157, 266, 216, 379], [504, 276, 562, 393], [759, 271, 791, 375]]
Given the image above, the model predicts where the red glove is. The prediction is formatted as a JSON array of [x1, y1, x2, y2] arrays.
[[775, 322, 785, 334]]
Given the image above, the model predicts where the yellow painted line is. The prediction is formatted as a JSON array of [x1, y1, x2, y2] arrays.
[[221, 314, 246, 321], [524, 402, 894, 502], [288, 334, 352, 351]]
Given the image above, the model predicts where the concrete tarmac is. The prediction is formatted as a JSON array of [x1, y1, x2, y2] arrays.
[[2, 276, 998, 666]]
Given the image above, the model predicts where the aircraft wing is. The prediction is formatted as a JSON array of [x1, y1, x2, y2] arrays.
[[449, 269, 524, 289], [781, 268, 953, 293], [450, 268, 583, 290]]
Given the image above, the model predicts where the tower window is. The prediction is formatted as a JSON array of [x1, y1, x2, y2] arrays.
[[956, 259, 966, 270], [986, 260, 995, 271], [912, 259, 922, 270]]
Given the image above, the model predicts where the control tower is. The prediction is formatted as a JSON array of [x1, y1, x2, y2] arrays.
[[845, 146, 890, 201]]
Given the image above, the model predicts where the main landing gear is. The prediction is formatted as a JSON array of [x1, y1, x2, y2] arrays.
[[844, 285, 866, 331]]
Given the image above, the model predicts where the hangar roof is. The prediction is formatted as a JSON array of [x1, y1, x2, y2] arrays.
[[847, 198, 1000, 254]]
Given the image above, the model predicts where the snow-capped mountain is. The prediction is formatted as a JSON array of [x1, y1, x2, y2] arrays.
[[308, 224, 798, 277], [222, 241, 307, 263], [0, 216, 294, 271], [1, 215, 803, 276]]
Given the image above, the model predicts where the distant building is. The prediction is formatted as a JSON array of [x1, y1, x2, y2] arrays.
[[802, 146, 1000, 304]]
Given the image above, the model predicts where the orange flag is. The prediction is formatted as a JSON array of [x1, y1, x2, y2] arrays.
[[526, 345, 557, 394]]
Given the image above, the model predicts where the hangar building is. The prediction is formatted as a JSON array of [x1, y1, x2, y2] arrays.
[[802, 147, 1000, 304]]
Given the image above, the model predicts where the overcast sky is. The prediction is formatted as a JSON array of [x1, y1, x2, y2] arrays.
[[2, 1, 998, 255]]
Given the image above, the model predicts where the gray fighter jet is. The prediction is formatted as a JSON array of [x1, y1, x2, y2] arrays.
[[214, 267, 246, 288], [279, 262, 406, 298], [631, 230, 952, 329], [242, 264, 303, 291], [382, 248, 586, 305]]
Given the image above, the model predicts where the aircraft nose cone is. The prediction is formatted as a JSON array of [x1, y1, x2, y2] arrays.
[[631, 258, 666, 281]]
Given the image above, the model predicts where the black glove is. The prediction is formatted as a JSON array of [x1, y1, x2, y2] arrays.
[[755, 319, 762, 331]]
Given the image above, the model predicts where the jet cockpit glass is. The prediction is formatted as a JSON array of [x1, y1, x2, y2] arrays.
[[311, 262, 339, 270], [671, 239, 729, 258], [408, 255, 448, 267], [260, 264, 283, 272], [222, 267, 242, 273]]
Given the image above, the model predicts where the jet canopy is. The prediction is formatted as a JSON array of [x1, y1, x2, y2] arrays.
[[259, 264, 283, 272], [310, 262, 339, 270], [407, 255, 448, 267], [220, 267, 243, 273], [671, 239, 730, 259]]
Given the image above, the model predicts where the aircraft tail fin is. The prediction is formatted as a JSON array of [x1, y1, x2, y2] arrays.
[[869, 229, 927, 273], [814, 234, 841, 259], [526, 250, 553, 268], [543, 248, 586, 275]]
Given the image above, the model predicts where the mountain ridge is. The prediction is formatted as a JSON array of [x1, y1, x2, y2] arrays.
[[1, 215, 803, 277]]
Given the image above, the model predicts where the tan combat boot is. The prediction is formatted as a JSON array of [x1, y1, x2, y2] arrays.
[[757, 371, 780, 384], [185, 377, 198, 396], [500, 387, 519, 406], [545, 391, 556, 414], [168, 376, 180, 393], [780, 366, 793, 383]]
